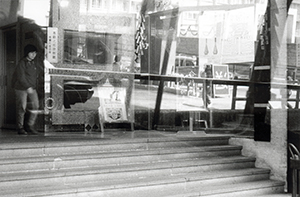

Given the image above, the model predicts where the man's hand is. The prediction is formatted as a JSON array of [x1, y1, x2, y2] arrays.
[[27, 87, 34, 94]]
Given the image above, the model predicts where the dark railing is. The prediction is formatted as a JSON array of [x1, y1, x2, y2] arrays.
[[134, 73, 300, 129], [47, 67, 300, 129], [135, 73, 300, 107]]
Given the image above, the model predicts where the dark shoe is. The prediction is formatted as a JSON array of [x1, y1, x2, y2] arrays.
[[17, 128, 28, 135], [26, 125, 39, 135]]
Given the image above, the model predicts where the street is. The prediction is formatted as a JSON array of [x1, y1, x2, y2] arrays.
[[69, 82, 299, 112], [70, 83, 249, 111]]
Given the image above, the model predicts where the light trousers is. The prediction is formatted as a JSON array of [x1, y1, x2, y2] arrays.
[[15, 89, 39, 129]]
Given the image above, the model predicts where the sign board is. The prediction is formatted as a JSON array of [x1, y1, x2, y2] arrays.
[[46, 27, 58, 63], [98, 80, 127, 124], [212, 64, 230, 96]]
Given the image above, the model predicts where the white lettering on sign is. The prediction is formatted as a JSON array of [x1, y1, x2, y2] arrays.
[[47, 27, 58, 63]]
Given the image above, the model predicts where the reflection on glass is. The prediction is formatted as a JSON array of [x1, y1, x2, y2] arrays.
[[63, 30, 121, 67], [0, 0, 19, 27]]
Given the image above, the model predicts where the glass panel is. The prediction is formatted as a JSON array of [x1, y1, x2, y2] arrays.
[[131, 81, 158, 130], [143, 2, 270, 131], [63, 30, 121, 67], [4, 0, 300, 137], [42, 1, 138, 133]]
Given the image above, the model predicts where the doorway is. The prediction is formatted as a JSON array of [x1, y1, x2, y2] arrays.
[[1, 25, 46, 131], [2, 28, 17, 129]]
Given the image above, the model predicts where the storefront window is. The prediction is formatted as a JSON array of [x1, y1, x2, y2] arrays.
[[91, 0, 108, 9], [63, 30, 121, 66]]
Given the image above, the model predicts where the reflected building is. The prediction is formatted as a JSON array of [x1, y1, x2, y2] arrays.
[[49, 0, 142, 70]]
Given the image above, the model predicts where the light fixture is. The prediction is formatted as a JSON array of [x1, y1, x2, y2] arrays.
[[213, 37, 218, 55], [204, 38, 209, 55], [59, 0, 69, 8], [57, 0, 69, 20]]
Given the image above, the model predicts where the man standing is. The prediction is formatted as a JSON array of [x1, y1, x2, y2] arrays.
[[12, 44, 39, 135]]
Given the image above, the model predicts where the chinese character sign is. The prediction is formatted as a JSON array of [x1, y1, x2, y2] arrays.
[[47, 27, 58, 63], [98, 79, 128, 123], [212, 64, 230, 96]]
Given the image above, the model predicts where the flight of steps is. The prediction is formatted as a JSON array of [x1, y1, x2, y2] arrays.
[[0, 133, 285, 197]]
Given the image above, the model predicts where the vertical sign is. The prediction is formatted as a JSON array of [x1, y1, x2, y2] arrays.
[[212, 64, 230, 96], [47, 27, 58, 63]]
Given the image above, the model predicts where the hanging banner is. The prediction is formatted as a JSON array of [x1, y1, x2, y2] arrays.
[[221, 6, 256, 63], [47, 27, 58, 63]]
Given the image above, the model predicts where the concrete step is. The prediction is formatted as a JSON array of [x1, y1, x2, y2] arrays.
[[254, 194, 290, 197], [0, 134, 285, 197], [0, 145, 243, 172], [163, 180, 285, 197], [1, 168, 274, 197], [0, 155, 256, 184], [1, 156, 255, 175], [2, 179, 283, 197], [0, 144, 242, 164], [0, 136, 230, 158]]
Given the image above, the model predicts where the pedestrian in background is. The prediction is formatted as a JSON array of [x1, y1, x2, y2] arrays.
[[112, 55, 122, 72], [201, 64, 212, 107], [12, 44, 40, 135]]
